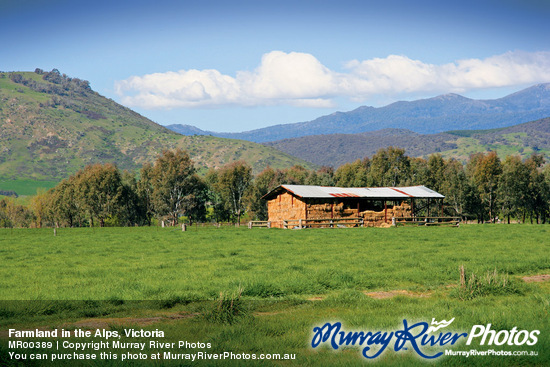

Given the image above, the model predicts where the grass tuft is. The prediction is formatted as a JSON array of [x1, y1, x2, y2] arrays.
[[453, 265, 526, 300], [203, 288, 249, 324], [242, 282, 285, 298], [315, 269, 357, 290]]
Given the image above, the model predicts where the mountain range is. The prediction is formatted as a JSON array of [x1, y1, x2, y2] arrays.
[[263, 118, 550, 167], [167, 83, 550, 143], [0, 70, 313, 181], [2, 69, 549, 184]]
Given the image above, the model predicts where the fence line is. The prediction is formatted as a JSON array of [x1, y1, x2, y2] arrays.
[[282, 217, 363, 229], [394, 216, 460, 226], [158, 217, 460, 229]]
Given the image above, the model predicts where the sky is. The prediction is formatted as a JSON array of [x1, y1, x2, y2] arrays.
[[2, 0, 550, 132]]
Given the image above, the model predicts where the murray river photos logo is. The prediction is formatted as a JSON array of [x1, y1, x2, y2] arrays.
[[311, 318, 540, 360]]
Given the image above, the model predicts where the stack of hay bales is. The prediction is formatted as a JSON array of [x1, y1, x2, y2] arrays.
[[305, 202, 333, 220], [306, 203, 358, 219], [306, 202, 336, 228], [342, 208, 358, 216], [360, 209, 389, 227], [267, 192, 307, 228], [360, 201, 412, 227], [309, 202, 359, 228], [392, 201, 412, 218]]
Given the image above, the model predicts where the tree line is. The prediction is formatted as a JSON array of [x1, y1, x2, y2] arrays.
[[1, 147, 549, 228], [6, 69, 91, 99]]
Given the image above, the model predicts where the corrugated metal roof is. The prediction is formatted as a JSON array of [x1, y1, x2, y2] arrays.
[[262, 185, 444, 200]]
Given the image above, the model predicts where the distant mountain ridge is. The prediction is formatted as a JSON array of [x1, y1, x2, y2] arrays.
[[263, 118, 550, 167], [167, 83, 550, 142]]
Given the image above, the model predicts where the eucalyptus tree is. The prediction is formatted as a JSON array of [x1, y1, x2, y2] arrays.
[[213, 161, 252, 225], [146, 149, 204, 225], [467, 151, 502, 222]]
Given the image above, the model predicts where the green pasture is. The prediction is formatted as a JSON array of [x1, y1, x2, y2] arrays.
[[1, 225, 549, 366], [0, 179, 58, 197]]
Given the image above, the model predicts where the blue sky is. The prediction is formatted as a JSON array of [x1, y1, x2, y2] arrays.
[[2, 0, 550, 132]]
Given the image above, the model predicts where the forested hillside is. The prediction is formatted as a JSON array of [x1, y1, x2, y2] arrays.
[[264, 118, 550, 167]]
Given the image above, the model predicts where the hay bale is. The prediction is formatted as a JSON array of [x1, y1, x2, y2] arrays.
[[267, 192, 307, 228]]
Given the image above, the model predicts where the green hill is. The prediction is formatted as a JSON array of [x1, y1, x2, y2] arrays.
[[264, 118, 550, 167], [441, 117, 550, 162], [0, 70, 313, 183]]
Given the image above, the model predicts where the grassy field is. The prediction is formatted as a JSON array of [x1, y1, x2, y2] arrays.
[[1, 225, 549, 366], [0, 179, 58, 197]]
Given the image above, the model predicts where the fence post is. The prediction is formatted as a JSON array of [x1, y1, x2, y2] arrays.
[[267, 221, 271, 228], [248, 222, 252, 229], [392, 217, 396, 227], [299, 219, 302, 229], [182, 223, 186, 232]]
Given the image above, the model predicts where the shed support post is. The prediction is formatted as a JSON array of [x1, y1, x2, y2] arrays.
[[384, 201, 387, 223], [427, 198, 431, 218]]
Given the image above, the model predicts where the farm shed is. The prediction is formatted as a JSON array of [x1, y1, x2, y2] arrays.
[[262, 185, 445, 228]]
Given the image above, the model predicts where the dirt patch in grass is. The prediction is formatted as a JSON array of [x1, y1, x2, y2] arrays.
[[522, 274, 550, 283], [307, 296, 325, 301], [364, 290, 432, 299], [254, 311, 286, 316], [305, 290, 432, 301]]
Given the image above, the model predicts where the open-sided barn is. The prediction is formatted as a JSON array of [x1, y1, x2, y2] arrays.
[[262, 185, 445, 228]]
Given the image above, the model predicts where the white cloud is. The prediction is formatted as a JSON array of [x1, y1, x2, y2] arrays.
[[114, 69, 241, 108], [114, 50, 550, 109], [343, 51, 550, 96], [238, 51, 336, 100]]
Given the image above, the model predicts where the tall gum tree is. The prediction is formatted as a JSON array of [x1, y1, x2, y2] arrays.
[[147, 149, 203, 225], [215, 161, 252, 225]]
